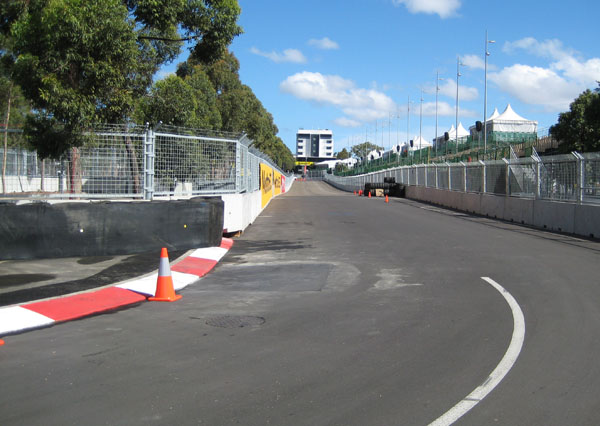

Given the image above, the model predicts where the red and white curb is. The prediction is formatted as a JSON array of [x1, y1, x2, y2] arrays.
[[0, 238, 233, 339]]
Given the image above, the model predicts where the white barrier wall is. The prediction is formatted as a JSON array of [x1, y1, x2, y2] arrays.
[[405, 186, 600, 239], [221, 177, 295, 234]]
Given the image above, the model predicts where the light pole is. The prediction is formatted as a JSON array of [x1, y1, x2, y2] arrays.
[[419, 88, 423, 152], [455, 56, 464, 156], [484, 30, 495, 157], [407, 95, 413, 158], [435, 71, 443, 159]]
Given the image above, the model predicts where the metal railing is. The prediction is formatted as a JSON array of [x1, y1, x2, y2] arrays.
[[325, 152, 600, 205], [0, 125, 289, 199]]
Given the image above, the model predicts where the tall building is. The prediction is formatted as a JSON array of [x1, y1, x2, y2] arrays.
[[296, 129, 334, 162]]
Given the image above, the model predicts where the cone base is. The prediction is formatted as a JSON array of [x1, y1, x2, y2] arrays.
[[148, 294, 182, 302]]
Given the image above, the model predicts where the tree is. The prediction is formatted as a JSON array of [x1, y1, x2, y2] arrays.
[[1, 0, 242, 159], [550, 84, 600, 153], [351, 142, 383, 159], [336, 148, 350, 160]]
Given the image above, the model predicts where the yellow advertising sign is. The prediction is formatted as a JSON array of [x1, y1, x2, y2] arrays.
[[260, 163, 274, 208], [295, 161, 314, 166], [273, 171, 282, 196]]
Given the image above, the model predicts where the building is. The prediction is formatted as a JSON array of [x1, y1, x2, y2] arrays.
[[295, 129, 334, 165]]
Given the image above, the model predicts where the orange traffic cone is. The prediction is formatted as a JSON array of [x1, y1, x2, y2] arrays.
[[0, 339, 4, 346], [385, 195, 389, 203], [368, 191, 371, 198], [148, 248, 182, 302]]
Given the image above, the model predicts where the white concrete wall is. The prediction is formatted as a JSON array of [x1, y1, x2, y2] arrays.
[[405, 185, 600, 239], [222, 177, 295, 234]]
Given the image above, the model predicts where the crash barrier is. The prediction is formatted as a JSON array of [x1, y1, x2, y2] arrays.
[[0, 197, 224, 260], [325, 152, 600, 239]]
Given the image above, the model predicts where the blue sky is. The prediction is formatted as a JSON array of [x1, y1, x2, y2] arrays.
[[163, 0, 600, 154]]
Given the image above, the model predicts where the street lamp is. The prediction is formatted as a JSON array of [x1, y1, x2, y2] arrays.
[[484, 30, 495, 157], [407, 95, 413, 158], [435, 71, 444, 159], [455, 56, 464, 156], [419, 88, 423, 152]]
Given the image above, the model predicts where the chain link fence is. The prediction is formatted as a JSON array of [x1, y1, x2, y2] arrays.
[[324, 152, 600, 205], [0, 125, 288, 199]]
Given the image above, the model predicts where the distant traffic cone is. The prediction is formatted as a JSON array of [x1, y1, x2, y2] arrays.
[[368, 191, 371, 198], [0, 339, 4, 346], [148, 248, 182, 302], [385, 195, 389, 203]]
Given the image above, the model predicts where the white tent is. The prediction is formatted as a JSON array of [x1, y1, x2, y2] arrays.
[[487, 104, 537, 133], [407, 135, 433, 152], [450, 123, 470, 141]]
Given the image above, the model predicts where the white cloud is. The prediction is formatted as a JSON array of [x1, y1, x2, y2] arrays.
[[489, 64, 581, 111], [280, 71, 397, 122], [492, 37, 600, 111], [334, 117, 361, 127], [438, 79, 479, 101], [461, 54, 497, 71], [392, 0, 461, 19], [308, 37, 339, 50], [250, 47, 307, 63], [419, 101, 476, 117]]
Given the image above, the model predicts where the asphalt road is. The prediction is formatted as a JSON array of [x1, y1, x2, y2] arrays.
[[2, 180, 600, 425]]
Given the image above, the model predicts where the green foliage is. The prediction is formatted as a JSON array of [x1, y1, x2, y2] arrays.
[[551, 84, 600, 153], [1, 0, 242, 158], [351, 142, 383, 159], [336, 147, 350, 159], [176, 51, 295, 170]]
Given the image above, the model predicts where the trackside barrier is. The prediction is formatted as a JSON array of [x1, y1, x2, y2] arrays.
[[324, 152, 600, 239]]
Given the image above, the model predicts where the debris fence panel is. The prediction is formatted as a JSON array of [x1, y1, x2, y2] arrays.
[[325, 152, 600, 206], [1, 126, 288, 199]]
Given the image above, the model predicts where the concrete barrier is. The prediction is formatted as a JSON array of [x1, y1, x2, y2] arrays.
[[504, 197, 534, 225], [0, 197, 224, 260], [532, 200, 576, 234], [405, 184, 599, 239]]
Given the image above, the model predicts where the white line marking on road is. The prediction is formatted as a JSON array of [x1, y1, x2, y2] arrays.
[[428, 277, 526, 426]]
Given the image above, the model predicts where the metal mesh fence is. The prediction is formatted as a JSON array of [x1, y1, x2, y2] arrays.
[[437, 164, 449, 190], [1, 125, 288, 199], [465, 163, 483, 193], [324, 151, 600, 206], [539, 154, 578, 201], [450, 164, 464, 191], [153, 132, 237, 196], [582, 153, 600, 204], [508, 158, 537, 198]]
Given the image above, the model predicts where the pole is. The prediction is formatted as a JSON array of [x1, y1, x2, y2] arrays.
[[419, 88, 423, 152], [435, 71, 440, 159], [407, 95, 410, 158], [484, 30, 495, 158], [456, 57, 461, 156]]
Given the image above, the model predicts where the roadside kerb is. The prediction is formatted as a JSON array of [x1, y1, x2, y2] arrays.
[[0, 238, 233, 339]]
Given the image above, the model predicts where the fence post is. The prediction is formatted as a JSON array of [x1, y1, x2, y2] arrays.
[[447, 162, 451, 190], [235, 140, 241, 192], [573, 151, 584, 204], [480, 160, 486, 193], [144, 129, 155, 200], [460, 161, 467, 192], [503, 158, 510, 196], [534, 155, 541, 199]]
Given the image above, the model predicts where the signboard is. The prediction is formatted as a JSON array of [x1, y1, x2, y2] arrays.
[[295, 161, 314, 166], [260, 163, 274, 208]]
